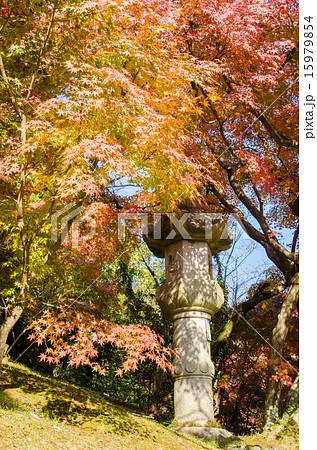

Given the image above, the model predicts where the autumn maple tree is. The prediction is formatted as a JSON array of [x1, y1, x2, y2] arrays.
[[214, 293, 298, 434], [179, 0, 298, 427], [0, 0, 193, 372]]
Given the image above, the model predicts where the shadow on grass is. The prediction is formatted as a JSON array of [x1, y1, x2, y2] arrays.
[[0, 389, 21, 410], [0, 363, 153, 438]]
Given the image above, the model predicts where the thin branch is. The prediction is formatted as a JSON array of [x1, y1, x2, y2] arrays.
[[0, 53, 22, 117], [253, 184, 263, 217], [237, 282, 287, 315], [216, 281, 287, 344], [0, 193, 17, 203], [26, 2, 59, 101], [29, 199, 56, 246], [276, 146, 299, 187], [291, 225, 299, 254], [209, 149, 299, 264], [249, 106, 298, 148], [0, 7, 12, 35], [135, 240, 160, 287], [206, 180, 294, 278], [191, 81, 232, 150]]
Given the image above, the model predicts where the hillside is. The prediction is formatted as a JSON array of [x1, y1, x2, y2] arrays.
[[0, 362, 298, 449], [0, 362, 217, 450]]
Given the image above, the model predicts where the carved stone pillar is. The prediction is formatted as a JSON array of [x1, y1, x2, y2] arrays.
[[143, 201, 232, 427]]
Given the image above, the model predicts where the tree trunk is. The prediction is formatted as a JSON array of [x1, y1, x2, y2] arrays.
[[0, 145, 29, 366], [149, 367, 164, 418], [0, 306, 24, 364], [283, 372, 299, 415], [263, 272, 299, 428], [0, 253, 28, 366], [0, 13, 56, 366], [0, 232, 29, 367], [282, 372, 299, 426], [0, 112, 29, 367]]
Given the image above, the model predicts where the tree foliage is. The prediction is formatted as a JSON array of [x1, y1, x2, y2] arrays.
[[1, 0, 298, 430]]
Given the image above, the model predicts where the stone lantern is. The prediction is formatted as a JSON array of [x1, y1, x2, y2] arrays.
[[143, 200, 232, 428]]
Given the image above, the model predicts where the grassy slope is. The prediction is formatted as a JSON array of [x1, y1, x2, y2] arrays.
[[0, 362, 299, 450], [0, 362, 217, 450]]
